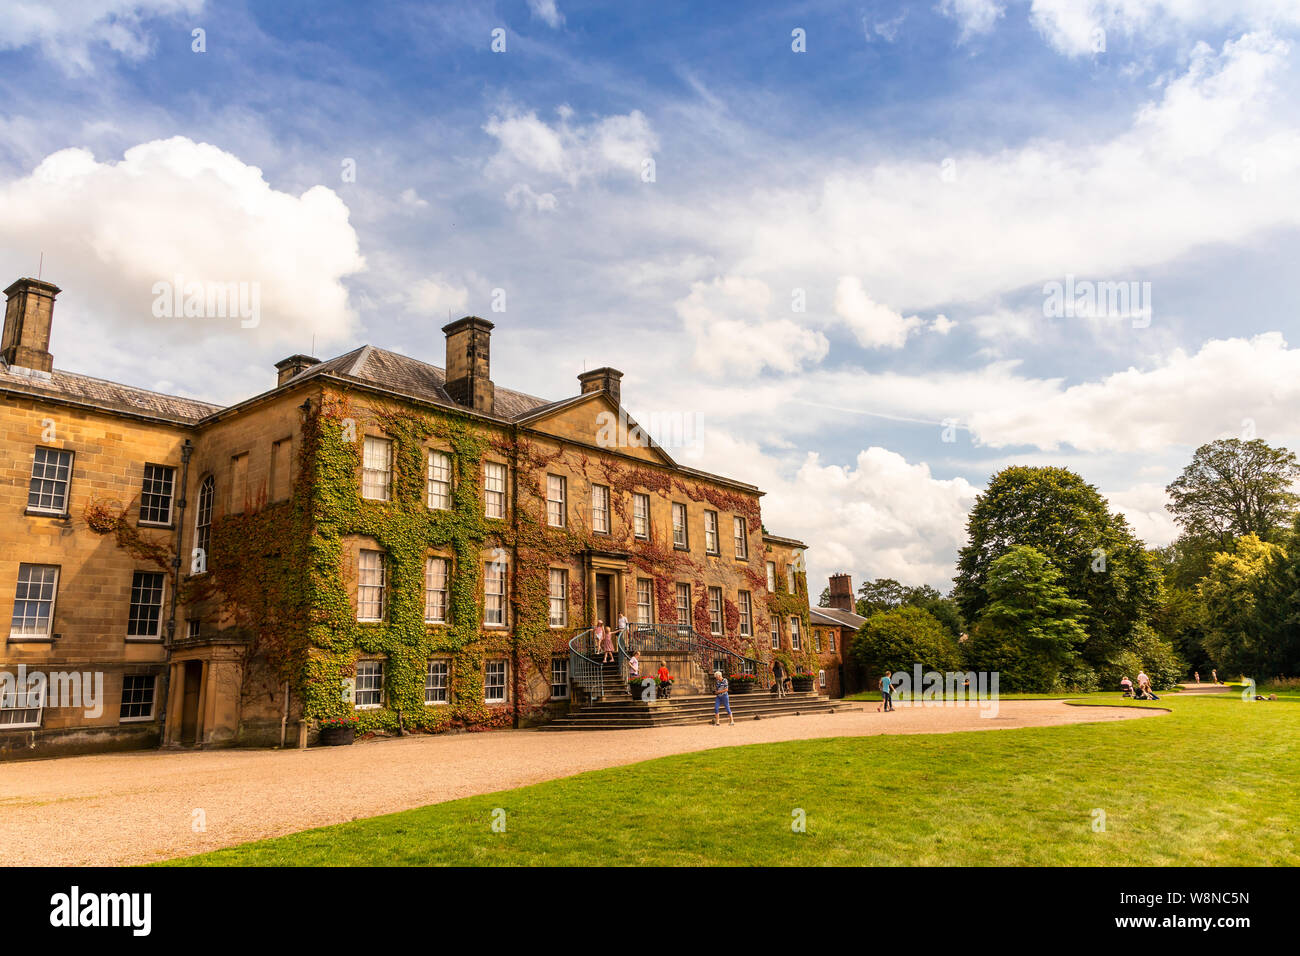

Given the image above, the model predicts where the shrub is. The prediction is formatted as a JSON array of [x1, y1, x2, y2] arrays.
[[851, 606, 963, 679]]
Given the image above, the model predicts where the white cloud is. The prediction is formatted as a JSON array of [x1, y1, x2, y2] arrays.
[[733, 32, 1300, 311], [966, 333, 1300, 452], [833, 277, 923, 349], [1105, 481, 1181, 546], [931, 314, 957, 335], [674, 276, 828, 376], [407, 275, 469, 316], [526, 0, 564, 29], [733, 440, 980, 590], [399, 188, 428, 209], [0, 137, 365, 386], [937, 0, 1005, 40], [0, 0, 204, 74], [1029, 0, 1300, 57], [484, 107, 657, 190], [504, 182, 559, 212]]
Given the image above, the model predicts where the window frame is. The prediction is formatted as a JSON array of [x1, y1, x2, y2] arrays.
[[361, 436, 392, 502], [424, 555, 449, 624], [632, 493, 650, 540], [738, 590, 752, 637], [770, 615, 782, 650], [550, 656, 569, 701], [591, 483, 611, 534], [704, 510, 719, 555], [357, 549, 386, 622], [548, 567, 568, 628], [126, 570, 166, 641], [546, 474, 566, 528], [26, 446, 74, 516], [707, 586, 723, 636], [484, 560, 507, 627], [636, 577, 654, 625], [354, 660, 384, 709], [790, 616, 802, 651], [484, 659, 508, 703], [675, 582, 691, 635], [138, 462, 176, 527], [766, 561, 776, 592], [484, 461, 508, 519], [119, 674, 158, 723], [193, 474, 215, 574], [10, 563, 60, 641], [425, 659, 450, 705], [672, 502, 689, 550], [427, 450, 453, 511], [733, 516, 749, 559]]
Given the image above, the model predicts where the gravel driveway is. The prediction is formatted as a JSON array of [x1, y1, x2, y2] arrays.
[[0, 700, 1159, 866]]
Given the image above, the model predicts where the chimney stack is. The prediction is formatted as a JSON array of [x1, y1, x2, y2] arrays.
[[578, 367, 623, 407], [2, 278, 60, 376], [442, 316, 495, 415], [828, 573, 854, 613], [275, 354, 321, 386]]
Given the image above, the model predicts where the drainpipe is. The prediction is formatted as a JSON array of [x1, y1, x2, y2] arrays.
[[157, 436, 194, 746]]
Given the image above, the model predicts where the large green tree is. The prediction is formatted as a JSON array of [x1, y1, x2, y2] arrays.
[[851, 606, 963, 680], [967, 546, 1089, 692], [953, 466, 1161, 667], [1166, 439, 1300, 546], [1198, 533, 1286, 677]]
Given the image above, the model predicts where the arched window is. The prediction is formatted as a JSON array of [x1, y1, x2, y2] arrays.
[[194, 475, 214, 574]]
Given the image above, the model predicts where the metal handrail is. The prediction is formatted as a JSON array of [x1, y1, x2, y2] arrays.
[[568, 622, 772, 703]]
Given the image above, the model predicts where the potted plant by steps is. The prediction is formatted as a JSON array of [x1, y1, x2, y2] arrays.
[[728, 673, 759, 695], [319, 715, 358, 746], [628, 676, 656, 700], [791, 672, 815, 692]]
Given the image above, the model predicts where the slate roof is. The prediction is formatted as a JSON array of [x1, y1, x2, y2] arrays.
[[0, 364, 222, 423], [288, 345, 553, 421], [810, 606, 868, 630]]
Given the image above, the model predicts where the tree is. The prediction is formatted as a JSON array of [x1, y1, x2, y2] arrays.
[[817, 586, 830, 608], [1197, 534, 1284, 677], [953, 465, 1161, 667], [1166, 439, 1300, 546], [967, 546, 1089, 692], [851, 606, 962, 680], [855, 578, 908, 617]]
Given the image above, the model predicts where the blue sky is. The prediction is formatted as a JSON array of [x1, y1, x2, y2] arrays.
[[3, 0, 1300, 590]]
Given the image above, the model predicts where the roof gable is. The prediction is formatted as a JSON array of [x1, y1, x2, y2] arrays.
[[517, 391, 678, 467]]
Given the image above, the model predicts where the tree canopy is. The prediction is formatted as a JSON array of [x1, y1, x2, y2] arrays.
[[1166, 439, 1300, 546]]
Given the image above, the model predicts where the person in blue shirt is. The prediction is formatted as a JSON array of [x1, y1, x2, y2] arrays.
[[880, 672, 894, 712], [711, 670, 734, 726]]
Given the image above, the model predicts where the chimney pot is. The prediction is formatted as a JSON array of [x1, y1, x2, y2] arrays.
[[828, 573, 854, 613], [442, 316, 495, 415], [578, 366, 623, 407], [2, 277, 60, 376], [274, 354, 321, 386]]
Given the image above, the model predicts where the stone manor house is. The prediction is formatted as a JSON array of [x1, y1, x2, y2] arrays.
[[0, 275, 839, 758]]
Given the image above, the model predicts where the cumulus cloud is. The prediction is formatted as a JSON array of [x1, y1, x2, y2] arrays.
[[0, 0, 203, 73], [504, 182, 559, 212], [966, 332, 1300, 452], [937, 0, 1005, 40], [833, 277, 923, 349], [526, 0, 564, 29], [407, 275, 469, 316], [1029, 0, 1300, 57], [483, 106, 657, 190], [732, 439, 980, 590], [734, 32, 1300, 311], [0, 137, 365, 389], [674, 276, 828, 376]]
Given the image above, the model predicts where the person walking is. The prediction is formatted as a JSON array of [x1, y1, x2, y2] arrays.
[[772, 659, 787, 698], [711, 670, 734, 726], [880, 672, 894, 712], [1212, 668, 1219, 685], [1194, 671, 1200, 684], [617, 610, 629, 644]]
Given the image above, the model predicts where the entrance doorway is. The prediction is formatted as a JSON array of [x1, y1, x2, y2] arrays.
[[180, 660, 202, 745], [595, 573, 613, 627]]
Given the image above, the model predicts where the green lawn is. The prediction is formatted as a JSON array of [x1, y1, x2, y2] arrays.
[[162, 694, 1299, 866]]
